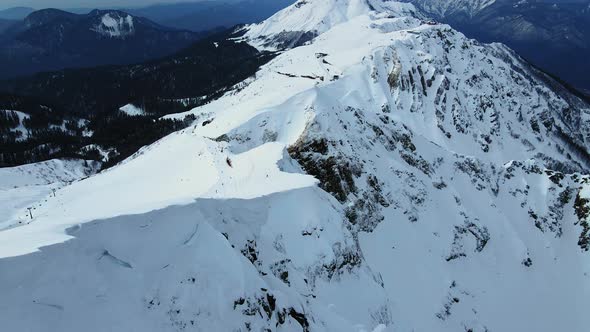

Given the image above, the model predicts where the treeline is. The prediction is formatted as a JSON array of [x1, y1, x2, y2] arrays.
[[0, 35, 275, 118], [0, 110, 20, 130], [0, 110, 196, 168], [0, 27, 275, 169], [91, 113, 196, 169]]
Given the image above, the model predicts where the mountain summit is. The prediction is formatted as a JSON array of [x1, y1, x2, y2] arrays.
[[1, 1, 590, 331], [0, 9, 204, 79]]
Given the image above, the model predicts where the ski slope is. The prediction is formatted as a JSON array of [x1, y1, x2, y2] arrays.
[[0, 159, 99, 231]]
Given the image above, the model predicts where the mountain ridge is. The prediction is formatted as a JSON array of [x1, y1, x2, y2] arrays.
[[0, 6, 34, 20], [0, 8, 207, 80], [406, 0, 590, 91], [126, 0, 296, 32], [1, 1, 590, 331]]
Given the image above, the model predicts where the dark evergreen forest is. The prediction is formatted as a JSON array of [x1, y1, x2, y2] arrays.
[[0, 29, 275, 169]]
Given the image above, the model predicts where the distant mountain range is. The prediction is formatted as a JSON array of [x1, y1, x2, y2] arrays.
[[0, 7, 34, 20], [0, 1, 295, 80], [407, 0, 590, 93], [126, 0, 295, 32], [0, 8, 207, 80], [0, 28, 275, 167], [0, 0, 297, 32]]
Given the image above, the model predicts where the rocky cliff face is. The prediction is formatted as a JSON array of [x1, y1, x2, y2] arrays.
[[1, 1, 589, 331], [405, 0, 496, 18], [405, 0, 590, 93]]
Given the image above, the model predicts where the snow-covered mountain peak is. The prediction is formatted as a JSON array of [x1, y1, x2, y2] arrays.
[[2, 0, 590, 331], [244, 0, 421, 49]]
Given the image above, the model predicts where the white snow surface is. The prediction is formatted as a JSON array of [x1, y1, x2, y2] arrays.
[[0, 159, 100, 231], [2, 1, 590, 331], [119, 103, 145, 116], [79, 144, 115, 162], [244, 0, 421, 50], [91, 13, 135, 38]]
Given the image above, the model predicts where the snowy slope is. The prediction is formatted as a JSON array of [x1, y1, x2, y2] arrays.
[[1, 0, 590, 331], [244, 0, 421, 50], [0, 159, 100, 231]]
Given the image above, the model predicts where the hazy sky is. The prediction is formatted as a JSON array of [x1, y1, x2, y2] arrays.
[[0, 0, 226, 10]]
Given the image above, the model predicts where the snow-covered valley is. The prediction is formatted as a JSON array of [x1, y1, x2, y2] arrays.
[[1, 0, 590, 331]]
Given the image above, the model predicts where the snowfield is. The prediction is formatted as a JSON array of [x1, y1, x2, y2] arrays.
[[0, 159, 100, 231], [91, 12, 135, 38], [0, 133, 316, 258], [1, 0, 590, 331], [119, 103, 146, 116]]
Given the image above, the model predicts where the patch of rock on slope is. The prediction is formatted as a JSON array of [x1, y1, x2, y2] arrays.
[[1, 0, 590, 331]]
